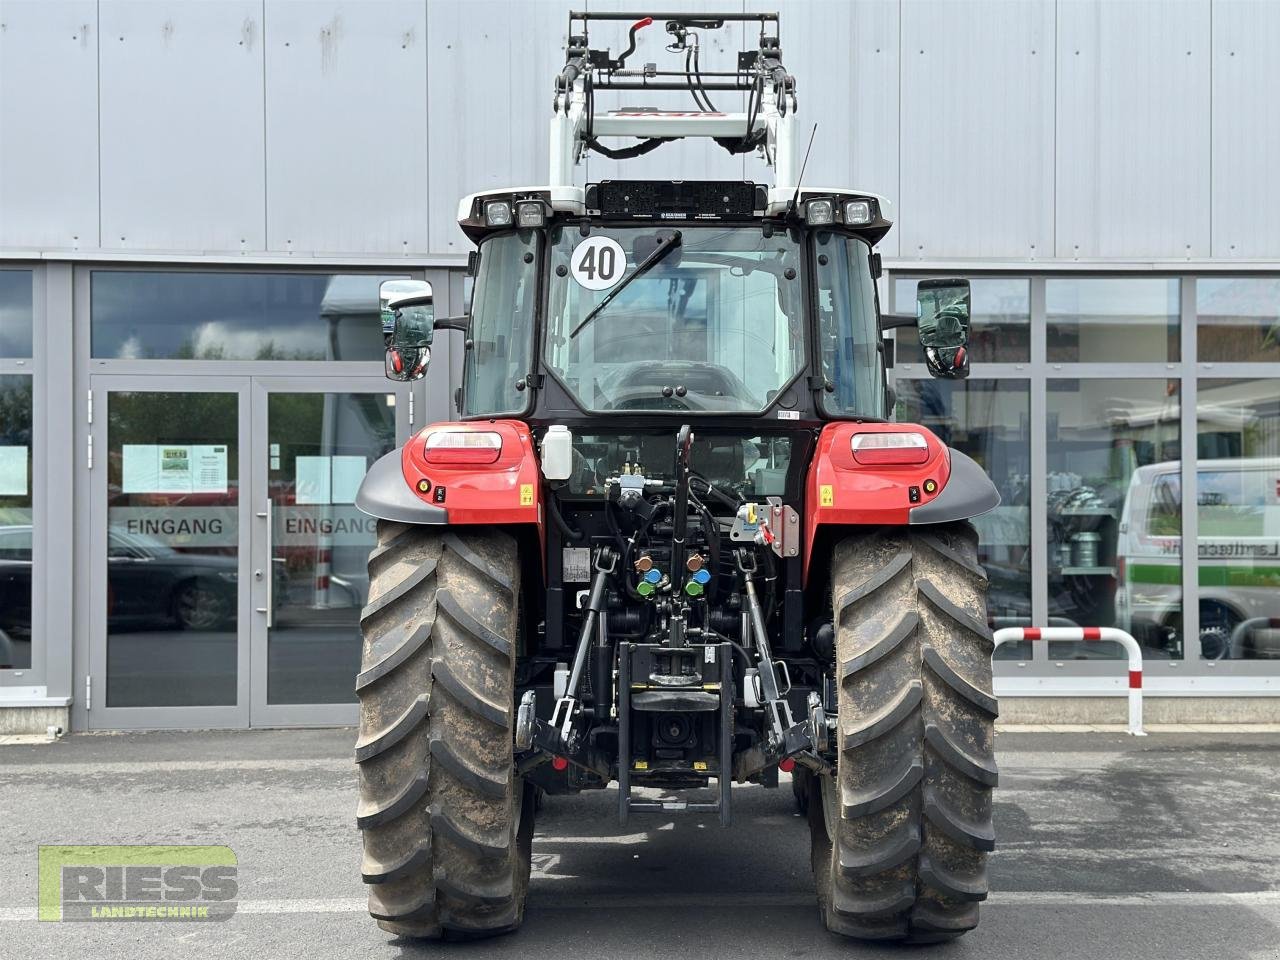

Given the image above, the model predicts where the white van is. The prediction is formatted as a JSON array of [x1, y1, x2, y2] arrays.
[[1116, 457, 1280, 659]]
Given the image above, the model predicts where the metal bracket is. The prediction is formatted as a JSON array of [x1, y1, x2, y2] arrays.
[[515, 691, 610, 779]]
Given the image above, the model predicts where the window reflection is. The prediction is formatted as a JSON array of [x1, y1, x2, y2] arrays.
[[895, 277, 1030, 363], [1196, 278, 1280, 363], [1047, 379, 1182, 660], [91, 272, 406, 361], [1196, 380, 1280, 660], [1046, 278, 1179, 363], [105, 392, 239, 707], [267, 392, 396, 704], [0, 376, 34, 669], [0, 271, 34, 357], [897, 379, 1032, 658]]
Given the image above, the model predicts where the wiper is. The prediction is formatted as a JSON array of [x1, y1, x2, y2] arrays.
[[569, 230, 683, 339]]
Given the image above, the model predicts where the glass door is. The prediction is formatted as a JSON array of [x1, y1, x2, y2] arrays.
[[248, 377, 409, 726], [87, 376, 251, 729]]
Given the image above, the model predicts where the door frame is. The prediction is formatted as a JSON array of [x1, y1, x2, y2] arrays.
[[85, 375, 252, 730], [247, 375, 412, 727]]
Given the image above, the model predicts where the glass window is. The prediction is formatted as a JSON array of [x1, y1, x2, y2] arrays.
[[544, 226, 806, 414], [267, 392, 396, 704], [1046, 278, 1179, 363], [0, 376, 34, 668], [105, 392, 239, 706], [91, 272, 405, 361], [1047, 379, 1182, 660], [0, 271, 34, 357], [894, 277, 1030, 363], [1195, 379, 1280, 660], [1196, 278, 1280, 362], [815, 233, 883, 417], [897, 379, 1032, 659], [465, 232, 539, 417]]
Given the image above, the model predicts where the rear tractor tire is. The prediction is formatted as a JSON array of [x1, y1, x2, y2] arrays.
[[354, 522, 533, 940], [809, 522, 997, 943]]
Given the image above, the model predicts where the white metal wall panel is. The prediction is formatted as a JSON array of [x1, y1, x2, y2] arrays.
[[900, 0, 1054, 260], [1055, 0, 1211, 259], [583, 0, 747, 185], [426, 0, 568, 253], [265, 1, 427, 255], [99, 0, 265, 252], [1210, 0, 1280, 259], [0, 1, 99, 250]]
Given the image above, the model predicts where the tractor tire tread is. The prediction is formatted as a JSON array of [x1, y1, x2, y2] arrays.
[[355, 522, 531, 940]]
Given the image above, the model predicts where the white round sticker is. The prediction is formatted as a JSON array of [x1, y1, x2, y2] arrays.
[[570, 236, 627, 291]]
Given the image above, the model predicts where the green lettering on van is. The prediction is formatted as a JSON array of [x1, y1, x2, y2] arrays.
[[1128, 563, 1280, 588]]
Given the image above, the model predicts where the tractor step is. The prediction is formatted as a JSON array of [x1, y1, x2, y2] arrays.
[[618, 642, 734, 827]]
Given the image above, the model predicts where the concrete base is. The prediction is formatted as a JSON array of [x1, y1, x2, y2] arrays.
[[999, 696, 1280, 725], [0, 705, 70, 735]]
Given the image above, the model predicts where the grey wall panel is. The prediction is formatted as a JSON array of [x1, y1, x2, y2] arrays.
[[1210, 0, 1280, 259], [1056, 0, 1211, 259], [99, 0, 265, 252], [265, 1, 427, 255], [900, 0, 1054, 260], [426, 0, 568, 254], [0, 1, 99, 250]]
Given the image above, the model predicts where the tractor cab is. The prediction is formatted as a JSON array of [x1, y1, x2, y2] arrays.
[[387, 182, 969, 421]]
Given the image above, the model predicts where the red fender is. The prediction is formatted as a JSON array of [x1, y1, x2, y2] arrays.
[[803, 422, 953, 583], [401, 420, 542, 527]]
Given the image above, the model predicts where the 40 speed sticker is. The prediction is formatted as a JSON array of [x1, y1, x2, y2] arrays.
[[570, 236, 626, 290]]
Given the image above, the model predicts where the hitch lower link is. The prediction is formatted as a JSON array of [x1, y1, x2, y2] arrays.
[[515, 548, 616, 780], [515, 691, 611, 779], [734, 546, 834, 780]]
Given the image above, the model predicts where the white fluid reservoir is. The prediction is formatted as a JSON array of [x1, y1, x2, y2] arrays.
[[541, 425, 573, 481]]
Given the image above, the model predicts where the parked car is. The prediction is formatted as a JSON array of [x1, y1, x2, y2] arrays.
[[0, 524, 247, 637]]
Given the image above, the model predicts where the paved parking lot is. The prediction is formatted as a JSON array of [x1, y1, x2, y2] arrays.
[[2, 729, 1278, 959]]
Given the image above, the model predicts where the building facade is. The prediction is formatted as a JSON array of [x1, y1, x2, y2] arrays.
[[1, 0, 1278, 731]]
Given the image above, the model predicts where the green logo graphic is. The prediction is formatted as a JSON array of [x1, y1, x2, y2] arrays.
[[38, 845, 238, 922]]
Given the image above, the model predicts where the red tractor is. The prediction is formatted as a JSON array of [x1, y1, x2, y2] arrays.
[[354, 10, 999, 944]]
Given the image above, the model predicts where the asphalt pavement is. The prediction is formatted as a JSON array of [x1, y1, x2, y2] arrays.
[[2, 728, 1278, 960]]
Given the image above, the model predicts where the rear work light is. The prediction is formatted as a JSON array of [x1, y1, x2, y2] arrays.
[[844, 199, 874, 225], [515, 200, 546, 228], [484, 200, 513, 228], [423, 431, 503, 464], [851, 431, 930, 465]]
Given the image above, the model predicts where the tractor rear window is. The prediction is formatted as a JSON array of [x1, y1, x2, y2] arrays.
[[545, 226, 807, 415]]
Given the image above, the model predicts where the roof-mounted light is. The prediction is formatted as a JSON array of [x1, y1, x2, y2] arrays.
[[851, 431, 929, 465], [484, 200, 513, 228], [515, 200, 546, 228], [844, 199, 874, 225], [805, 197, 834, 226]]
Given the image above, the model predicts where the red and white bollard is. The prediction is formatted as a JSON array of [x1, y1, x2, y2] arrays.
[[992, 626, 1146, 736]]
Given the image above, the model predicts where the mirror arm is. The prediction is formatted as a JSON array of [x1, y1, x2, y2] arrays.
[[879, 313, 917, 331], [433, 315, 469, 332]]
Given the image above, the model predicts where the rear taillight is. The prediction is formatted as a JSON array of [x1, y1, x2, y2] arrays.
[[850, 431, 929, 465], [423, 430, 502, 464]]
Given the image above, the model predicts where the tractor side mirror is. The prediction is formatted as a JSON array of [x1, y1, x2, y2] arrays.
[[916, 278, 971, 380], [379, 279, 434, 382]]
